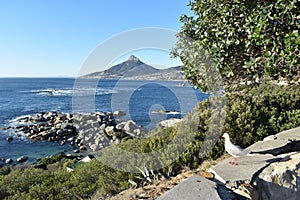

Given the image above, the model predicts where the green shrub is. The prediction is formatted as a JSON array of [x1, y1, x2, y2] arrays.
[[112, 83, 300, 173], [0, 83, 299, 199]]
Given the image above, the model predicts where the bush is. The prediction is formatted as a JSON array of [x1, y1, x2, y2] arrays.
[[97, 83, 300, 174], [0, 83, 299, 199], [173, 0, 300, 91]]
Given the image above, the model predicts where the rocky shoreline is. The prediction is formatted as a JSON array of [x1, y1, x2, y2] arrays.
[[1, 111, 180, 166]]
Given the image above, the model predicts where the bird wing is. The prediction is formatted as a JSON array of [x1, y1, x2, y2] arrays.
[[226, 143, 250, 157]]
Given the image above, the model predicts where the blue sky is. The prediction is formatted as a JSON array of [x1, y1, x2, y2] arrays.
[[0, 0, 191, 77]]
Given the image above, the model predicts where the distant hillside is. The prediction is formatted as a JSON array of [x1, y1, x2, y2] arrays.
[[83, 55, 184, 81]]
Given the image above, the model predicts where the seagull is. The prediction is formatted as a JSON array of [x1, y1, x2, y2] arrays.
[[222, 133, 251, 165]]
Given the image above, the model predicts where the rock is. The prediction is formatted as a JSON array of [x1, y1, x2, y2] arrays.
[[159, 118, 182, 128], [253, 152, 300, 200], [209, 150, 279, 187], [124, 120, 138, 133], [36, 117, 47, 123], [61, 140, 66, 145], [105, 126, 115, 136], [116, 122, 125, 130], [67, 137, 74, 142], [74, 149, 80, 153], [233, 183, 259, 200], [5, 158, 13, 164], [157, 175, 234, 200], [79, 146, 87, 151], [113, 110, 126, 117], [17, 156, 28, 163], [133, 128, 141, 136], [6, 137, 13, 142], [113, 138, 121, 144]]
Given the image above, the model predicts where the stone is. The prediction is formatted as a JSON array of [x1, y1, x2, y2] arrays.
[[159, 118, 182, 128], [210, 127, 300, 189], [17, 156, 28, 163], [124, 120, 137, 133], [67, 137, 74, 142], [157, 175, 234, 200], [6, 137, 13, 142], [253, 152, 300, 200], [113, 110, 126, 117], [5, 158, 13, 164], [105, 126, 115, 136], [133, 128, 141, 136], [116, 122, 125, 130], [79, 146, 87, 151], [209, 153, 279, 187]]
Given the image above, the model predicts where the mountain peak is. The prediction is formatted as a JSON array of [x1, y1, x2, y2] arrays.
[[128, 55, 139, 62]]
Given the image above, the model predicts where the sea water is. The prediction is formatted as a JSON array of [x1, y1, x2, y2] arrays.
[[0, 78, 208, 163]]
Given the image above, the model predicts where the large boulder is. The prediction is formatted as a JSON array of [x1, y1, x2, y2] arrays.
[[253, 152, 300, 200]]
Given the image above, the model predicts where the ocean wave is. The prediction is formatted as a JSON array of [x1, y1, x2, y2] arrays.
[[151, 110, 181, 115], [25, 88, 117, 97]]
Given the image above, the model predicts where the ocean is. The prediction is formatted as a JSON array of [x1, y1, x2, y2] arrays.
[[0, 78, 208, 163]]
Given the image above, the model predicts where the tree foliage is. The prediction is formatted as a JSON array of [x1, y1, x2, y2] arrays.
[[173, 0, 300, 90]]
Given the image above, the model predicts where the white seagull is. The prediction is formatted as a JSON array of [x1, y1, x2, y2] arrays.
[[222, 133, 251, 165]]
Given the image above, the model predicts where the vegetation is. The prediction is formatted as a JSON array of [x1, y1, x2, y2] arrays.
[[1, 1, 299, 199], [172, 0, 300, 91], [0, 84, 299, 199]]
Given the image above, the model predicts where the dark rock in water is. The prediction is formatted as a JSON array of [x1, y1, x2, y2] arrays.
[[6, 137, 13, 142], [5, 158, 13, 164], [17, 156, 28, 163], [74, 149, 80, 153]]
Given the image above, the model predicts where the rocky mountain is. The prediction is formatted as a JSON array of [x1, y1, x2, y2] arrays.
[[83, 55, 184, 80]]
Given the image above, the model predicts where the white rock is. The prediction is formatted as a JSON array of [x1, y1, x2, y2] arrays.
[[124, 120, 137, 133], [159, 118, 182, 128], [105, 126, 115, 136], [256, 152, 300, 200]]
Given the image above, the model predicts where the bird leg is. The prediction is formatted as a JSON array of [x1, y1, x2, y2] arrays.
[[229, 157, 238, 165]]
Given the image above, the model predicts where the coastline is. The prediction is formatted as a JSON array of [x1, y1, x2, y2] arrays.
[[1, 110, 181, 167]]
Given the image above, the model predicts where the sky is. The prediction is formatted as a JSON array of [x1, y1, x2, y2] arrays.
[[0, 0, 192, 77]]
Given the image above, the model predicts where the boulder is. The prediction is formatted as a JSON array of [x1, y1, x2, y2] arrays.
[[113, 110, 126, 117], [116, 122, 125, 130], [159, 118, 182, 128], [253, 152, 300, 200], [5, 158, 13, 164], [17, 156, 28, 163], [79, 146, 87, 151], [105, 126, 115, 136], [6, 137, 13, 142], [124, 120, 138, 133]]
